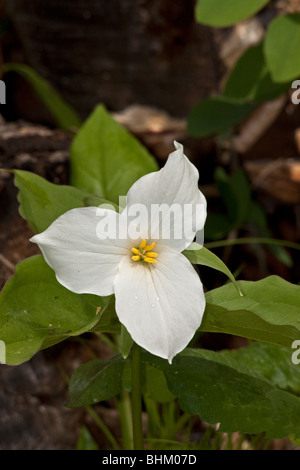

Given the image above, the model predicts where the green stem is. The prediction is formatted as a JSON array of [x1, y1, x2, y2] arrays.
[[131, 343, 144, 450], [205, 237, 300, 251], [86, 405, 120, 450], [115, 392, 133, 450]]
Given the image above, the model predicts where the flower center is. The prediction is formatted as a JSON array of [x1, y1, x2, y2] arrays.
[[131, 239, 158, 264]]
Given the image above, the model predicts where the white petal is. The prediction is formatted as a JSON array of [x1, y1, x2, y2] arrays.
[[114, 247, 205, 362], [30, 207, 130, 296], [124, 141, 206, 251]]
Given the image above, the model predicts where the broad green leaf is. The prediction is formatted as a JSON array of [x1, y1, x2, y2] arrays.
[[0, 255, 110, 365], [70, 104, 158, 203], [223, 43, 289, 102], [183, 244, 242, 296], [144, 364, 175, 403], [225, 342, 300, 394], [13, 170, 93, 233], [188, 96, 255, 138], [146, 347, 300, 438], [195, 0, 270, 27], [203, 275, 300, 347], [223, 43, 266, 101], [181, 344, 300, 395], [66, 355, 125, 407], [264, 14, 300, 82], [3, 62, 81, 131], [201, 302, 289, 346], [83, 195, 120, 212]]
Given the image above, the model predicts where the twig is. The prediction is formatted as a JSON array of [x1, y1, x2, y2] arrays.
[[0, 253, 15, 272]]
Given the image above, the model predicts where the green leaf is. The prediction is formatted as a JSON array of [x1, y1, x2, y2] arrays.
[[225, 342, 300, 394], [3, 62, 81, 131], [214, 167, 251, 227], [183, 244, 242, 296], [146, 347, 300, 438], [70, 104, 158, 203], [144, 364, 175, 403], [0, 255, 110, 365], [246, 203, 293, 267], [13, 170, 93, 233], [203, 213, 233, 240], [223, 43, 290, 102], [188, 96, 255, 138], [195, 0, 270, 27], [91, 297, 121, 335], [83, 195, 120, 212], [290, 435, 300, 447], [202, 275, 300, 347], [207, 165, 292, 266], [121, 360, 174, 403], [76, 427, 99, 450], [264, 14, 300, 83], [120, 324, 134, 359], [66, 355, 125, 407]]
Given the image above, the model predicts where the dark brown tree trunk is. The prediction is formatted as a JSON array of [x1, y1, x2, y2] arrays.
[[7, 0, 223, 118]]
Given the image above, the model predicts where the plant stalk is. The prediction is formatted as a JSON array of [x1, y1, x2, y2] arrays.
[[205, 236, 300, 251], [131, 342, 144, 450]]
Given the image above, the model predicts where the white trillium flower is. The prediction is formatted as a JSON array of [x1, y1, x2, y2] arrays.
[[31, 142, 207, 363]]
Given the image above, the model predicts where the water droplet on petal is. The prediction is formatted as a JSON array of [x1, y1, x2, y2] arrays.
[[151, 304, 155, 308], [134, 296, 138, 300], [156, 297, 160, 301]]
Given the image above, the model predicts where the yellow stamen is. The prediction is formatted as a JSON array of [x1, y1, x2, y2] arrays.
[[145, 242, 156, 251], [146, 252, 158, 258], [131, 240, 158, 264], [143, 256, 157, 263], [139, 239, 147, 249]]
